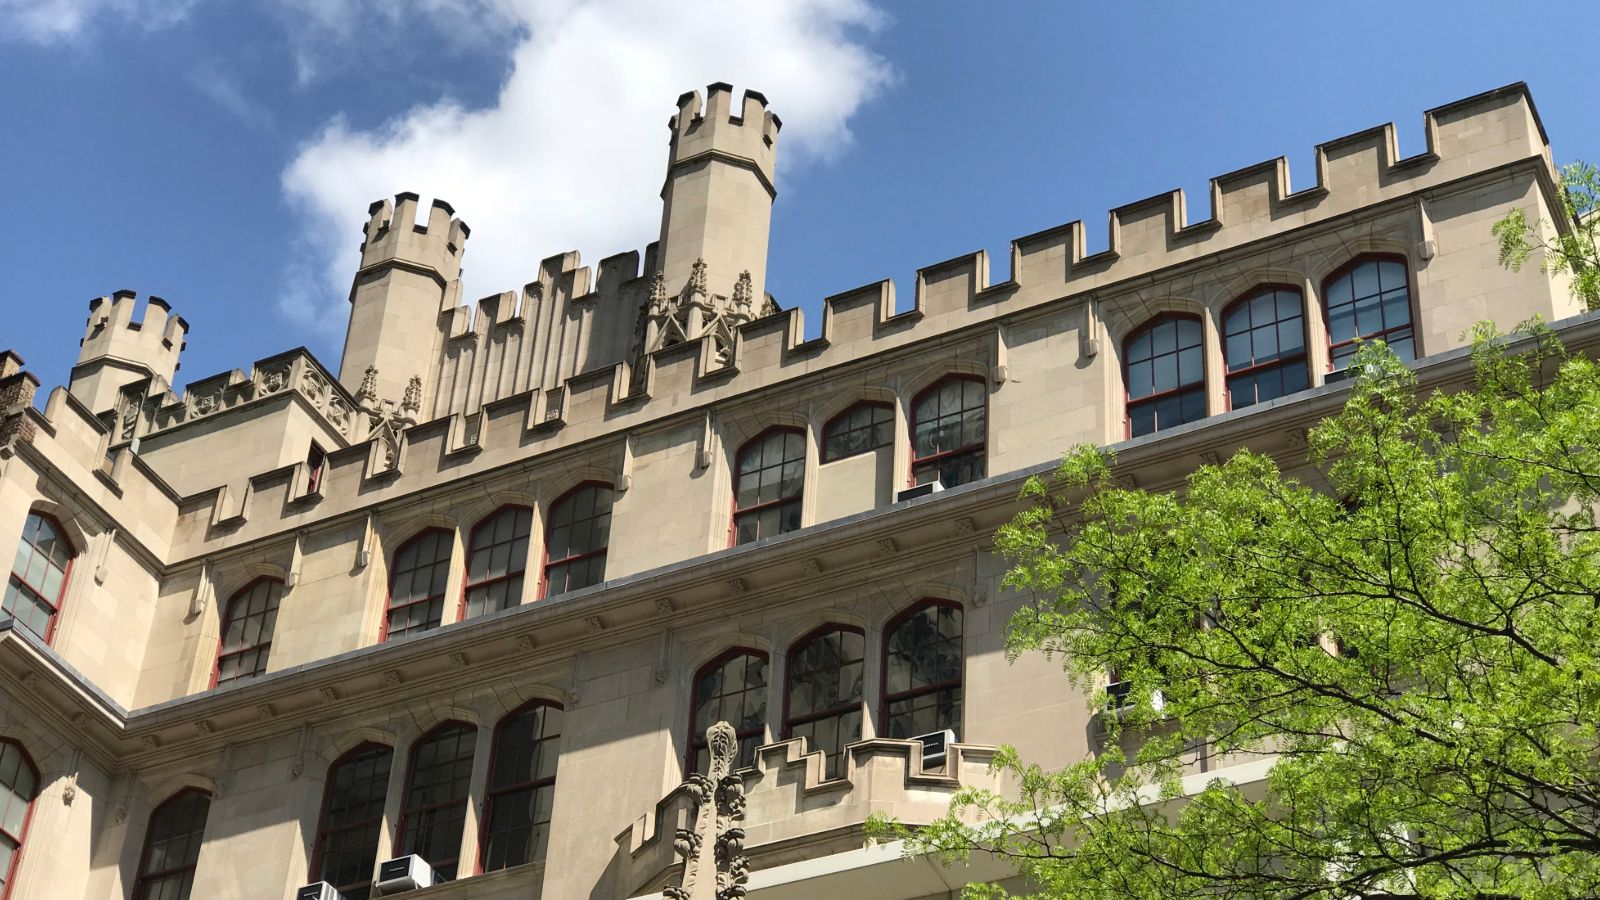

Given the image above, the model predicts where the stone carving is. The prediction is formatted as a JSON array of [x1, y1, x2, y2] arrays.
[[354, 366, 421, 474], [260, 366, 289, 394], [666, 721, 749, 900], [635, 258, 765, 369], [355, 365, 379, 407]]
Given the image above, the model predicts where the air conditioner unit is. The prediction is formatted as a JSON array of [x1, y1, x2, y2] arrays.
[[295, 884, 346, 900], [373, 855, 436, 895], [896, 480, 945, 502], [913, 728, 957, 769]]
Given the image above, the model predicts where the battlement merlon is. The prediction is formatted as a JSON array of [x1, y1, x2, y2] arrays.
[[356, 192, 471, 285], [70, 291, 189, 415]]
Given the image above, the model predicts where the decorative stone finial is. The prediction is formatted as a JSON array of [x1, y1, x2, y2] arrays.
[[401, 374, 422, 417], [356, 365, 379, 407], [732, 270, 753, 314], [666, 721, 749, 900], [687, 257, 709, 298]]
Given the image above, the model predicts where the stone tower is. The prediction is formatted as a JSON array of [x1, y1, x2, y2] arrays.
[[657, 83, 780, 309], [69, 290, 188, 415], [338, 193, 470, 407]]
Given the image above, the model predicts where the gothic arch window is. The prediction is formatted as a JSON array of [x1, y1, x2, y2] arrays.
[[542, 483, 614, 598], [310, 743, 393, 900], [1124, 314, 1206, 437], [0, 741, 38, 900], [732, 428, 806, 546], [384, 529, 453, 641], [1323, 255, 1415, 378], [783, 625, 865, 781], [1223, 286, 1309, 410], [396, 722, 477, 881], [3, 512, 74, 644], [462, 506, 532, 620], [132, 789, 211, 900], [481, 702, 562, 873], [881, 601, 964, 740], [688, 649, 768, 774], [911, 376, 986, 489], [212, 577, 282, 688], [822, 401, 894, 463]]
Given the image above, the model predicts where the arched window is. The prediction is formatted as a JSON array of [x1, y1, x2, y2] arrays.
[[732, 429, 805, 546], [481, 703, 562, 873], [882, 602, 963, 740], [911, 376, 986, 489], [1124, 314, 1205, 437], [3, 512, 73, 643], [822, 402, 894, 463], [0, 741, 38, 899], [213, 577, 282, 687], [310, 743, 393, 900], [542, 484, 614, 598], [132, 789, 211, 900], [463, 507, 532, 620], [397, 723, 477, 881], [385, 529, 453, 641], [1223, 287, 1309, 410], [784, 626, 864, 781], [1323, 256, 1415, 378], [688, 650, 768, 773]]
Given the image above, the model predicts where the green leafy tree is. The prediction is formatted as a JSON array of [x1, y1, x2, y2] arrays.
[[1495, 161, 1600, 310], [873, 330, 1600, 898]]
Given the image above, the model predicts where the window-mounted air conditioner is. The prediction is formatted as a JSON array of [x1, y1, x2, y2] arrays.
[[913, 728, 957, 769], [295, 883, 346, 900], [373, 855, 436, 895], [896, 480, 945, 502]]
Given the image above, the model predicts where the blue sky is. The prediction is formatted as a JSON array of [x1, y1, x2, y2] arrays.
[[5, 0, 1599, 396]]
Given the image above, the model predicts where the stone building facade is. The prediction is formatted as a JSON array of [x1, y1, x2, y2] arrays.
[[0, 81, 1587, 900]]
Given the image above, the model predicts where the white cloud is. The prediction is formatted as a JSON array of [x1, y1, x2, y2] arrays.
[[0, 0, 196, 42], [279, 0, 892, 339]]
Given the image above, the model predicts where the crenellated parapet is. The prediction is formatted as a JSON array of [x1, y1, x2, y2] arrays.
[[357, 192, 470, 282], [69, 290, 189, 416], [158, 82, 1559, 545]]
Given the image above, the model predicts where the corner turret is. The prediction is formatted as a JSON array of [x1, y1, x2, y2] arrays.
[[338, 193, 470, 407], [69, 290, 188, 415], [657, 83, 781, 307]]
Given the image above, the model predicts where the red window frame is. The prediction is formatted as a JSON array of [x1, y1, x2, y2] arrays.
[[395, 722, 477, 881], [686, 648, 769, 774], [131, 789, 211, 900], [479, 701, 563, 874], [879, 599, 964, 740], [1221, 285, 1310, 411], [1321, 254, 1417, 376], [0, 740, 39, 900], [731, 427, 806, 547], [1123, 313, 1206, 438], [459, 506, 533, 621], [211, 577, 283, 688], [821, 401, 894, 463], [306, 442, 327, 495], [309, 742, 394, 900], [381, 528, 453, 642], [4, 512, 74, 645], [540, 482, 614, 599], [781, 624, 866, 781], [909, 375, 987, 489]]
